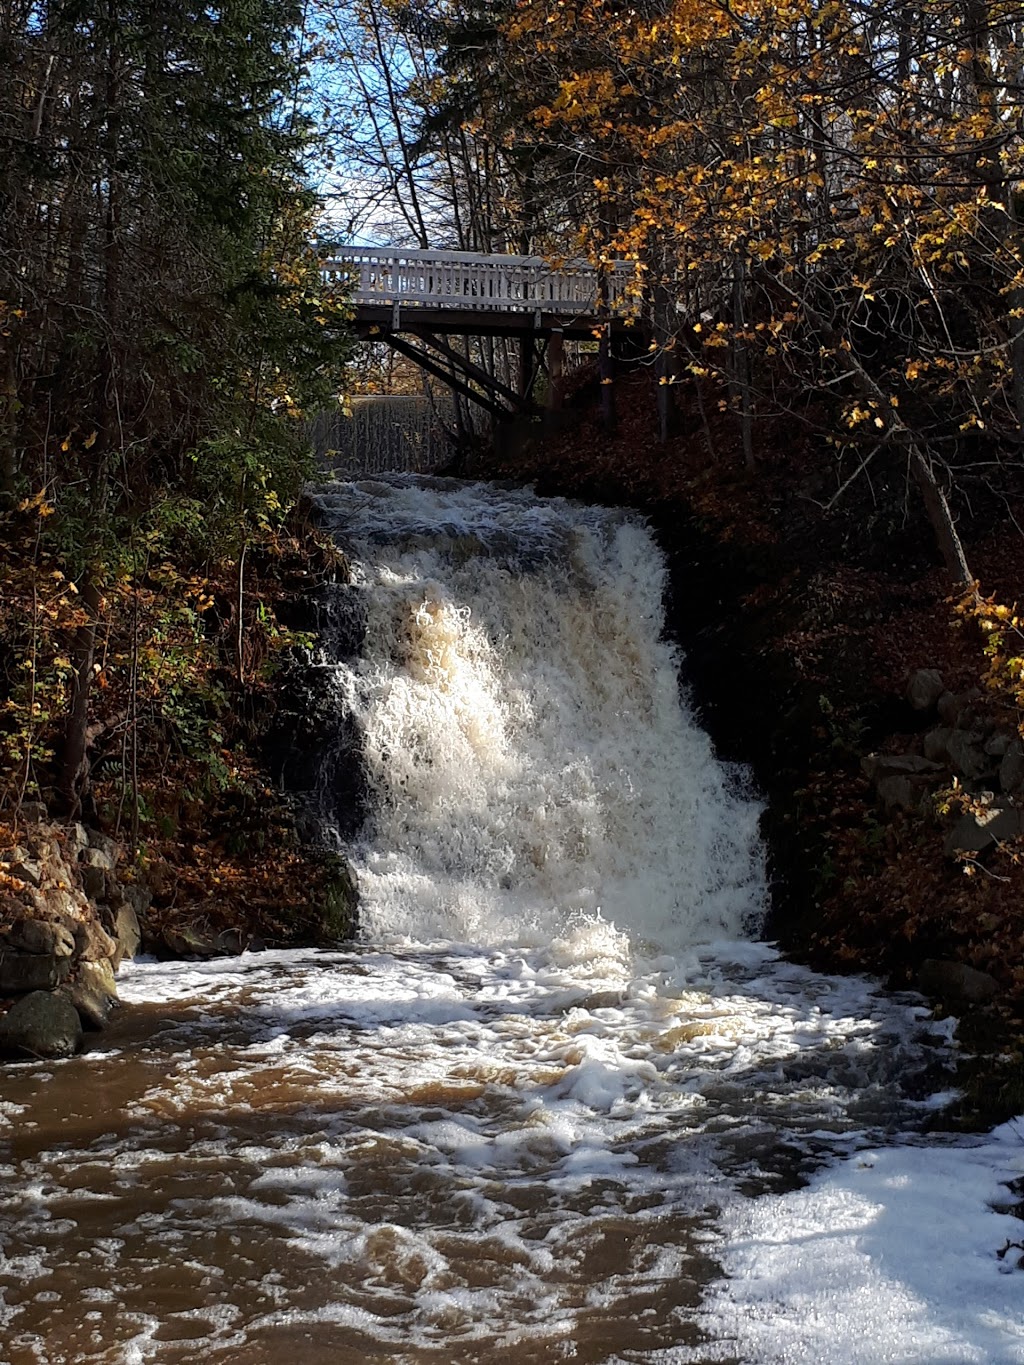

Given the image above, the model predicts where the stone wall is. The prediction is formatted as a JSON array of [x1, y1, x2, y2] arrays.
[[0, 809, 149, 1060]]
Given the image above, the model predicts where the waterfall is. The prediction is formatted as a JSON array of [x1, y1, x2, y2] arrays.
[[308, 474, 767, 950]]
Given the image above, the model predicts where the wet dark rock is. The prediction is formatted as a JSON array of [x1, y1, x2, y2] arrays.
[[907, 669, 945, 712], [0, 990, 83, 1059], [918, 959, 999, 1005]]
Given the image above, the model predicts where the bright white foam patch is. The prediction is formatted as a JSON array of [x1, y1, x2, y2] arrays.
[[685, 1118, 1024, 1364], [310, 475, 766, 949]]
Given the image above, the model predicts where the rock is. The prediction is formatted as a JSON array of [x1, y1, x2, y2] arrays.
[[0, 991, 83, 1059], [861, 753, 943, 782], [73, 918, 118, 963], [79, 863, 109, 900], [937, 692, 959, 725], [923, 728, 953, 764], [162, 926, 217, 957], [918, 959, 999, 1005], [5, 918, 76, 959], [943, 805, 1024, 857], [985, 732, 1013, 759], [213, 928, 246, 956], [907, 669, 945, 711], [111, 903, 142, 969], [17, 801, 48, 823], [944, 730, 991, 780], [85, 830, 122, 863], [114, 883, 152, 918], [876, 775, 932, 814], [0, 951, 62, 993], [80, 845, 116, 875], [61, 961, 118, 1030], [0, 848, 43, 887], [1000, 742, 1024, 794], [937, 688, 985, 727], [49, 887, 86, 921]]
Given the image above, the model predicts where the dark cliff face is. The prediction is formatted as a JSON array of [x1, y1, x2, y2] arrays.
[[265, 574, 370, 850]]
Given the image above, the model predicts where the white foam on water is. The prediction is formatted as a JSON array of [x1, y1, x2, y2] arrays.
[[0, 943, 1010, 1362]]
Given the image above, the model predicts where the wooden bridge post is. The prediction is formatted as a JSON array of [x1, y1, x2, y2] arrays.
[[547, 329, 564, 410], [599, 321, 615, 431], [518, 333, 535, 402]]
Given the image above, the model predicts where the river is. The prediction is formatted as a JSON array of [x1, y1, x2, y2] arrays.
[[0, 477, 1013, 1363]]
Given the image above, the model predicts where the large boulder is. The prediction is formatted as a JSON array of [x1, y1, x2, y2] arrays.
[[907, 669, 945, 712], [944, 804, 1024, 857], [918, 959, 999, 1005], [0, 991, 83, 1059], [4, 917, 76, 959], [110, 902, 143, 969], [0, 951, 63, 993], [61, 961, 118, 1030], [73, 917, 118, 963]]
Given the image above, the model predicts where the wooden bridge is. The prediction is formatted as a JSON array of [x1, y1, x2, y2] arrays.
[[322, 247, 638, 419]]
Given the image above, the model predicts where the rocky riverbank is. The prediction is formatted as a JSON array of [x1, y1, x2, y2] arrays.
[[0, 811, 148, 1058]]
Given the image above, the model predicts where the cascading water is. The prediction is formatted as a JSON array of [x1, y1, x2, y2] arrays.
[[0, 476, 974, 1365], [308, 474, 765, 951]]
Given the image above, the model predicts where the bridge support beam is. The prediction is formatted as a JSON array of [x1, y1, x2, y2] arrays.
[[375, 327, 545, 422], [382, 334, 512, 422]]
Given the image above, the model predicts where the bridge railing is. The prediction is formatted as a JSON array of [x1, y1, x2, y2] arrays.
[[322, 247, 635, 317]]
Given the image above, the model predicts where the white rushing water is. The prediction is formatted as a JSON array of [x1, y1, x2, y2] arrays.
[[2, 476, 1021, 1364], [310, 475, 765, 948]]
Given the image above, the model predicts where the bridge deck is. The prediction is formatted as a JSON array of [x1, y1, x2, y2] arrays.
[[323, 247, 637, 336]]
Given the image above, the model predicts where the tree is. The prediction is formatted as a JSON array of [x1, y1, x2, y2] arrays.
[[499, 0, 1024, 579], [0, 0, 352, 813]]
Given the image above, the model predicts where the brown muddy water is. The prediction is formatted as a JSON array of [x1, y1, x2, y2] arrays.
[[0, 943, 953, 1365]]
